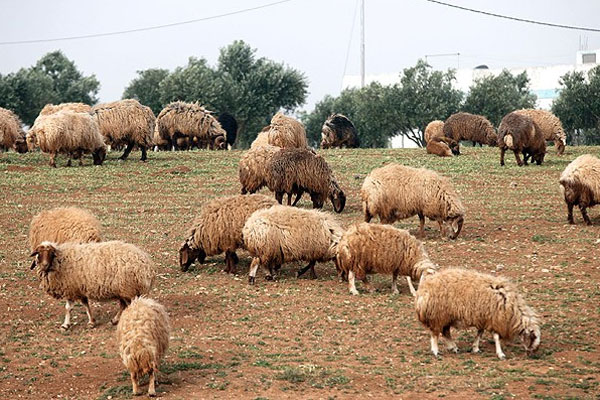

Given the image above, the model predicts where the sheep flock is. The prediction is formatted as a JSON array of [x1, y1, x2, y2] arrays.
[[3, 99, 599, 398]]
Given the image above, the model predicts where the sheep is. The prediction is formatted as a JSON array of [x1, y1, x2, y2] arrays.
[[515, 109, 566, 155], [415, 268, 541, 360], [239, 143, 282, 194], [443, 112, 497, 154], [424, 120, 444, 144], [559, 154, 600, 225], [179, 194, 277, 273], [39, 102, 92, 116], [320, 114, 359, 149], [26, 111, 107, 167], [243, 205, 343, 284], [218, 112, 238, 149], [266, 147, 346, 213], [0, 107, 28, 153], [250, 127, 271, 149], [155, 101, 226, 151], [336, 223, 437, 296], [361, 163, 465, 239], [498, 112, 546, 167], [29, 240, 155, 330], [267, 112, 308, 148], [29, 207, 102, 252], [117, 296, 169, 397], [92, 99, 155, 161], [426, 136, 453, 157]]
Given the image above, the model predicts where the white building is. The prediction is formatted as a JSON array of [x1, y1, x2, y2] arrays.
[[343, 50, 600, 148]]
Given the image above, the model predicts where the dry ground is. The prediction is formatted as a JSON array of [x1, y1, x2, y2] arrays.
[[0, 145, 599, 399]]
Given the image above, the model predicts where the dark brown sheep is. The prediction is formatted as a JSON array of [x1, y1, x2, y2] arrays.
[[443, 112, 497, 154], [320, 114, 359, 149], [497, 112, 546, 167]]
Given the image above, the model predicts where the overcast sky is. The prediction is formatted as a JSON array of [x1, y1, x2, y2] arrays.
[[1, 0, 599, 111]]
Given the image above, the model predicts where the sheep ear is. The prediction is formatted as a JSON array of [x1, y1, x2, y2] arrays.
[[30, 251, 39, 257]]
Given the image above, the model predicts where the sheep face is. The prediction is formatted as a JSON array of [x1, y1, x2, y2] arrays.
[[93, 147, 106, 165], [442, 216, 463, 240], [26, 131, 38, 151], [15, 139, 28, 154], [447, 139, 460, 155], [213, 135, 226, 150], [30, 242, 56, 272], [179, 242, 206, 272], [556, 140, 566, 155], [330, 185, 346, 213], [520, 326, 541, 356]]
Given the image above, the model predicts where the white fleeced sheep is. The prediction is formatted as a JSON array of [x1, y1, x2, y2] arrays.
[[267, 112, 308, 148], [29, 207, 102, 251], [559, 154, 600, 225], [0, 107, 27, 153]]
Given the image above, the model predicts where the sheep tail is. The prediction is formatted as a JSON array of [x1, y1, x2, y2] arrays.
[[504, 134, 514, 149]]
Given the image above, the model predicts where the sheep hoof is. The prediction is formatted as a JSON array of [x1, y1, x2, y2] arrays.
[[111, 318, 119, 326], [472, 348, 480, 354], [248, 276, 255, 285], [450, 347, 459, 354], [60, 324, 70, 331], [350, 289, 359, 296], [148, 391, 156, 397], [497, 353, 506, 360], [87, 321, 96, 328], [265, 275, 274, 281]]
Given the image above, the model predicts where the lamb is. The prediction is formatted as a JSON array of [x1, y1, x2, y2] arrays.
[[266, 147, 346, 213], [243, 205, 343, 284], [39, 102, 92, 116], [218, 112, 238, 149], [26, 111, 107, 167], [336, 223, 437, 296], [267, 112, 308, 148], [117, 296, 169, 397], [0, 107, 28, 153], [361, 163, 465, 239], [498, 112, 546, 167], [559, 154, 600, 225], [426, 136, 453, 157], [320, 114, 359, 149], [29, 207, 102, 251], [155, 101, 226, 151], [443, 112, 497, 154], [415, 268, 541, 360], [92, 99, 155, 161], [179, 194, 277, 273], [515, 108, 566, 155], [424, 120, 444, 144], [239, 143, 282, 194], [29, 240, 155, 330]]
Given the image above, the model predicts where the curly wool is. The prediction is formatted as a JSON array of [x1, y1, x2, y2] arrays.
[[559, 154, 600, 224], [426, 136, 453, 157], [498, 112, 546, 166], [515, 109, 566, 155], [424, 120, 444, 144], [443, 112, 496, 146], [320, 114, 359, 149], [267, 112, 308, 148], [92, 99, 155, 147], [0, 107, 25, 151], [239, 144, 282, 194], [29, 207, 102, 251], [156, 101, 225, 148]]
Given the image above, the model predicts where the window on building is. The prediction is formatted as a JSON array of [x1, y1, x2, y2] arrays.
[[582, 53, 597, 64]]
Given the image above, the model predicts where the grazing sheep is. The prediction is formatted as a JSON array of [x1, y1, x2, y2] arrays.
[[92, 99, 155, 161], [117, 297, 169, 397], [266, 147, 346, 213], [559, 154, 600, 225], [250, 127, 271, 149], [29, 207, 102, 251], [426, 136, 453, 157], [218, 112, 238, 149], [239, 144, 281, 194], [156, 101, 226, 151], [443, 112, 497, 154], [424, 120, 444, 144], [361, 163, 465, 239], [415, 268, 541, 360], [320, 114, 359, 149], [0, 107, 27, 153], [267, 112, 308, 148], [39, 102, 92, 116], [515, 109, 566, 155], [243, 205, 343, 284], [179, 194, 277, 273], [30, 240, 155, 330], [26, 111, 107, 167], [498, 112, 546, 167], [336, 223, 437, 296]]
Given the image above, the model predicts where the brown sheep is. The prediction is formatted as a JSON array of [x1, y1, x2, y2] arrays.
[[266, 148, 346, 213], [267, 112, 308, 148], [320, 114, 359, 149], [117, 297, 170, 397], [415, 268, 541, 359], [239, 144, 282, 194], [361, 163, 465, 239], [498, 112, 546, 167], [39, 102, 92, 116], [559, 154, 600, 225], [336, 223, 437, 295], [179, 194, 277, 273], [29, 207, 102, 252], [426, 136, 453, 157], [515, 109, 566, 155], [92, 99, 155, 161], [443, 112, 497, 154], [0, 107, 28, 153], [424, 120, 444, 144]]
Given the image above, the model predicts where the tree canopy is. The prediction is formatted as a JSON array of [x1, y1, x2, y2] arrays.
[[122, 68, 169, 115]]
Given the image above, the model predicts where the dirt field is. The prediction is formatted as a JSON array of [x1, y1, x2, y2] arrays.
[[1, 145, 599, 399]]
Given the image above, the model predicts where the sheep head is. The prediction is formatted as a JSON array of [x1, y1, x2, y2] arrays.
[[93, 147, 106, 165], [556, 140, 566, 156], [447, 138, 460, 155], [442, 215, 463, 240], [179, 241, 206, 272], [329, 181, 346, 213], [26, 130, 38, 151], [15, 137, 28, 154], [30, 242, 57, 273], [520, 325, 541, 356], [213, 135, 227, 150]]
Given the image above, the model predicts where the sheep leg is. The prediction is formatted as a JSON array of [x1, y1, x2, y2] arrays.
[[81, 297, 95, 327], [286, 193, 292, 206], [275, 192, 284, 205], [248, 257, 260, 284], [443, 326, 458, 353], [406, 276, 417, 297], [130, 372, 141, 395], [66, 157, 72, 167], [437, 220, 446, 240], [61, 300, 73, 330], [119, 143, 134, 161], [493, 332, 506, 360], [499, 147, 505, 166], [225, 251, 238, 274], [297, 260, 317, 279], [567, 203, 575, 224], [291, 191, 303, 206], [430, 332, 440, 357], [348, 271, 359, 295], [364, 211, 372, 223], [148, 367, 156, 397], [513, 150, 523, 167], [140, 146, 147, 162], [579, 204, 592, 225], [49, 153, 57, 168], [362, 276, 374, 293], [418, 213, 425, 238], [472, 329, 484, 353], [391, 271, 399, 295], [523, 151, 531, 165], [111, 298, 128, 325]]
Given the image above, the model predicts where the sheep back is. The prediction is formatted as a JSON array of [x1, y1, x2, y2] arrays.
[[515, 109, 566, 155], [39, 102, 92, 116], [321, 114, 359, 149], [559, 154, 600, 206], [443, 112, 496, 146], [424, 120, 444, 144], [498, 112, 546, 164], [0, 107, 25, 152], [156, 101, 225, 147], [29, 207, 102, 251], [239, 144, 281, 193], [267, 112, 307, 148], [92, 99, 155, 147], [426, 136, 453, 157]]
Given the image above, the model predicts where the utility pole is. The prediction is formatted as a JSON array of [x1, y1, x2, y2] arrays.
[[360, 0, 365, 87]]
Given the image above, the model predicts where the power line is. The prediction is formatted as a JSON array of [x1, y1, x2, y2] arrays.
[[0, 0, 293, 46], [341, 0, 360, 91], [424, 0, 600, 33]]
